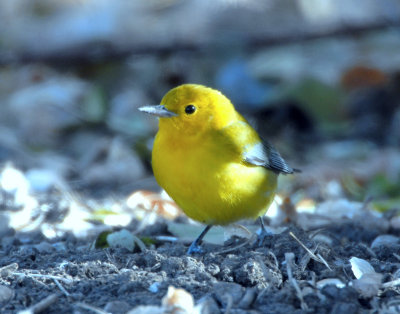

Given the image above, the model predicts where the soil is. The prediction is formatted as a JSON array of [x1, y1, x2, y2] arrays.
[[1, 210, 400, 313]]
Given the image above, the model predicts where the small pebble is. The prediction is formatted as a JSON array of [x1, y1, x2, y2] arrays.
[[197, 296, 221, 314], [371, 235, 399, 249], [104, 300, 131, 314], [206, 263, 220, 276], [1, 236, 15, 248], [0, 285, 14, 304], [213, 282, 244, 307], [148, 282, 161, 293], [34, 241, 55, 253], [52, 242, 67, 252]]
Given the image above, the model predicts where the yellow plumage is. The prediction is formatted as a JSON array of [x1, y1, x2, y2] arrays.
[[139, 84, 296, 253]]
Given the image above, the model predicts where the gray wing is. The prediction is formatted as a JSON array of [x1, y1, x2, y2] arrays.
[[243, 141, 299, 174]]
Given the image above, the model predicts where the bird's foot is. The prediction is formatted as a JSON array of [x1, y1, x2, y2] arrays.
[[187, 241, 204, 255], [186, 224, 212, 255], [257, 216, 271, 246], [257, 228, 272, 246]]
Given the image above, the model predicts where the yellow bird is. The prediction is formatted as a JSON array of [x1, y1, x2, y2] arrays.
[[139, 84, 297, 254]]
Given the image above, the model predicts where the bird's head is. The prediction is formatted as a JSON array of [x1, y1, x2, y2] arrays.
[[139, 84, 238, 136]]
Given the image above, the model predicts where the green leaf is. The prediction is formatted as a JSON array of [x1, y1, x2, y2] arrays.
[[87, 208, 118, 224], [371, 198, 400, 213], [94, 231, 112, 249]]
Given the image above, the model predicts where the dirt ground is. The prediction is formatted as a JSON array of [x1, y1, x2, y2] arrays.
[[1, 207, 400, 313]]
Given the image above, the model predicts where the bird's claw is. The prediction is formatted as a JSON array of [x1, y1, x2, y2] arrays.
[[186, 224, 211, 255], [257, 217, 271, 246], [187, 241, 203, 255], [257, 229, 271, 246]]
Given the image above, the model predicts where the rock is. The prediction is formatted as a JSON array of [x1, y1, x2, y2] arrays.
[[104, 301, 131, 314], [0, 285, 14, 305], [198, 296, 221, 314], [81, 137, 146, 186], [390, 216, 400, 230], [213, 282, 244, 308], [148, 282, 161, 293], [352, 273, 383, 298], [235, 260, 267, 288], [7, 76, 88, 146], [34, 241, 55, 254], [371, 235, 399, 249]]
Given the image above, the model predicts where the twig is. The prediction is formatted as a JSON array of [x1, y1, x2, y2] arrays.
[[18, 294, 58, 314], [231, 223, 253, 238], [393, 253, 400, 262], [382, 278, 400, 289], [13, 272, 73, 284], [53, 279, 70, 297], [359, 243, 377, 258], [266, 251, 279, 269], [155, 236, 178, 242], [285, 253, 308, 311], [316, 253, 332, 271], [216, 236, 254, 255], [289, 232, 319, 260], [289, 232, 331, 270]]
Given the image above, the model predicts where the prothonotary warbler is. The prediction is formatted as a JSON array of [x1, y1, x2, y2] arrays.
[[139, 84, 298, 254]]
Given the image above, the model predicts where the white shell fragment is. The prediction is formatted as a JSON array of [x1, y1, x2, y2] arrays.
[[317, 278, 346, 289], [350, 257, 375, 280], [350, 256, 383, 298]]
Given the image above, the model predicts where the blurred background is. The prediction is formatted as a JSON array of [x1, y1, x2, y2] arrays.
[[1, 0, 400, 238]]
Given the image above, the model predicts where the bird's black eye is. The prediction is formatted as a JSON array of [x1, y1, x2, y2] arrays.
[[185, 105, 196, 114]]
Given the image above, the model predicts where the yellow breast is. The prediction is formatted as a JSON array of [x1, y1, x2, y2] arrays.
[[152, 131, 277, 225]]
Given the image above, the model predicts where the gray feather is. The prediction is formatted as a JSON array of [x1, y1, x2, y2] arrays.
[[244, 141, 299, 174]]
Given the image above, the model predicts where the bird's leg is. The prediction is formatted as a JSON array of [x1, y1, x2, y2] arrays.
[[257, 216, 271, 246], [187, 225, 212, 255]]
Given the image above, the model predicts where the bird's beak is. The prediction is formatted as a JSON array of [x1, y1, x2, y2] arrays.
[[138, 105, 177, 118]]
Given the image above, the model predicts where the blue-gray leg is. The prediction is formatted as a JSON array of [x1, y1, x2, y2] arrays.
[[187, 225, 212, 255], [258, 217, 271, 245]]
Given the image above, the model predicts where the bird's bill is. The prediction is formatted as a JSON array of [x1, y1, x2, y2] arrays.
[[138, 105, 177, 117]]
